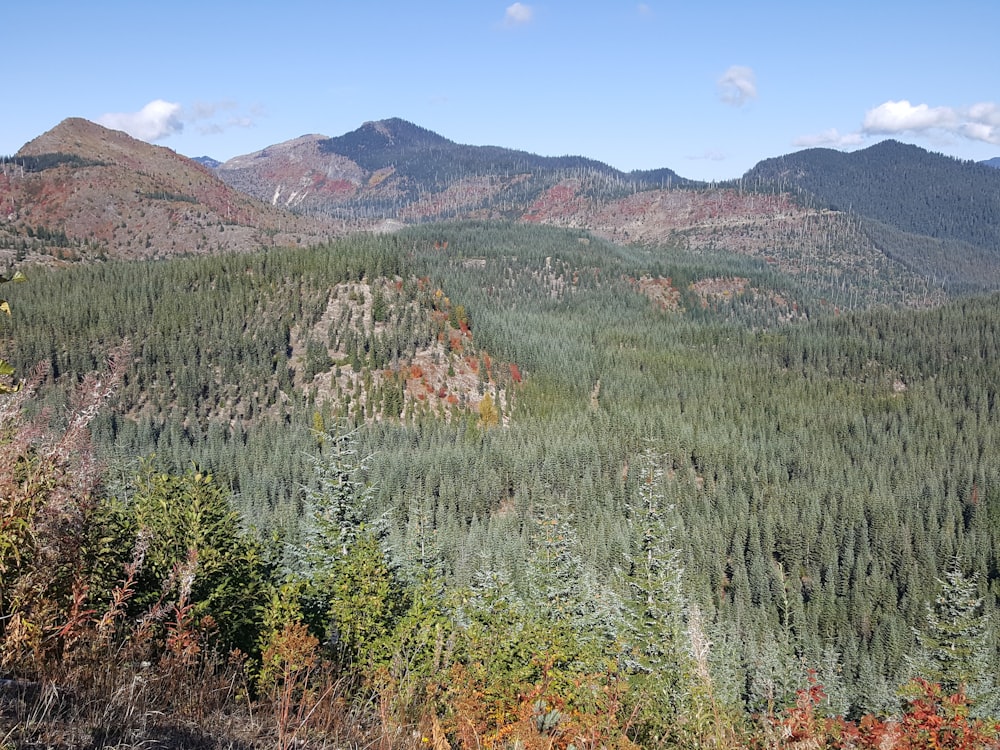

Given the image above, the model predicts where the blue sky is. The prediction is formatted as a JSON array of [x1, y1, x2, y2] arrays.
[[5, 1, 999, 181]]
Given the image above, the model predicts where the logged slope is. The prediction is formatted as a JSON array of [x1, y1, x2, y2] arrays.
[[0, 118, 344, 263]]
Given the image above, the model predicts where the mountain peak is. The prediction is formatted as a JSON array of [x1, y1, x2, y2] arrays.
[[14, 117, 196, 175], [17, 117, 133, 159], [361, 119, 397, 141], [338, 118, 454, 154]]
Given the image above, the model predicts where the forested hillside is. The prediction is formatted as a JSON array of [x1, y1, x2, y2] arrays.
[[742, 141, 1000, 290], [3, 223, 1000, 748]]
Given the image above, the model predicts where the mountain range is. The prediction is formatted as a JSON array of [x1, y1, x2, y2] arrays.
[[3, 116, 1000, 299]]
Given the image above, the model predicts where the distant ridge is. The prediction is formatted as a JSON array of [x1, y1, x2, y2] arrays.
[[192, 155, 222, 169], [742, 140, 1000, 245], [741, 140, 1000, 289]]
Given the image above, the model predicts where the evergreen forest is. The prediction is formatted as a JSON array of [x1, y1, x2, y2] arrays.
[[3, 222, 1000, 748]]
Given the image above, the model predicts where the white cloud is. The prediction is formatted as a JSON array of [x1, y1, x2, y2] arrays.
[[859, 99, 1000, 145], [960, 122, 995, 142], [967, 102, 1000, 125], [503, 2, 534, 26], [862, 100, 956, 134], [961, 102, 1000, 145], [98, 99, 183, 142], [717, 65, 757, 107], [795, 99, 1000, 152], [793, 128, 865, 148]]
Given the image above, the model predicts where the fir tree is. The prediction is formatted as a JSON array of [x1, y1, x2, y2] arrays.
[[911, 559, 997, 715], [288, 425, 401, 664], [626, 449, 688, 677]]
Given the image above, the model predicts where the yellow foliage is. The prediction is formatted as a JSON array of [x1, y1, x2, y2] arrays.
[[478, 393, 499, 428]]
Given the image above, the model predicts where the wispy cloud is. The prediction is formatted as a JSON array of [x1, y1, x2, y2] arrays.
[[97, 99, 260, 143], [686, 149, 727, 162], [717, 65, 757, 107], [797, 99, 1000, 150], [503, 2, 534, 27], [637, 3, 653, 17], [793, 128, 866, 148], [98, 100, 183, 142], [188, 100, 260, 135]]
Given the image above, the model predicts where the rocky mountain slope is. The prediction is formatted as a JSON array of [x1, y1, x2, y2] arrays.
[[0, 118, 348, 265]]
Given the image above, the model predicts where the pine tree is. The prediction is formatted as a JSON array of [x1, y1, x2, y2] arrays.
[[296, 426, 377, 563], [524, 507, 625, 668], [128, 465, 267, 656]]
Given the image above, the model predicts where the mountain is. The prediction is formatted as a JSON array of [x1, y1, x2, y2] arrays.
[[741, 140, 1000, 290], [215, 117, 692, 219], [0, 118, 344, 264], [983, 157, 1000, 169], [192, 155, 222, 169]]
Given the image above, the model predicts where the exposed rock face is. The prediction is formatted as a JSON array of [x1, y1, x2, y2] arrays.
[[218, 135, 367, 210]]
